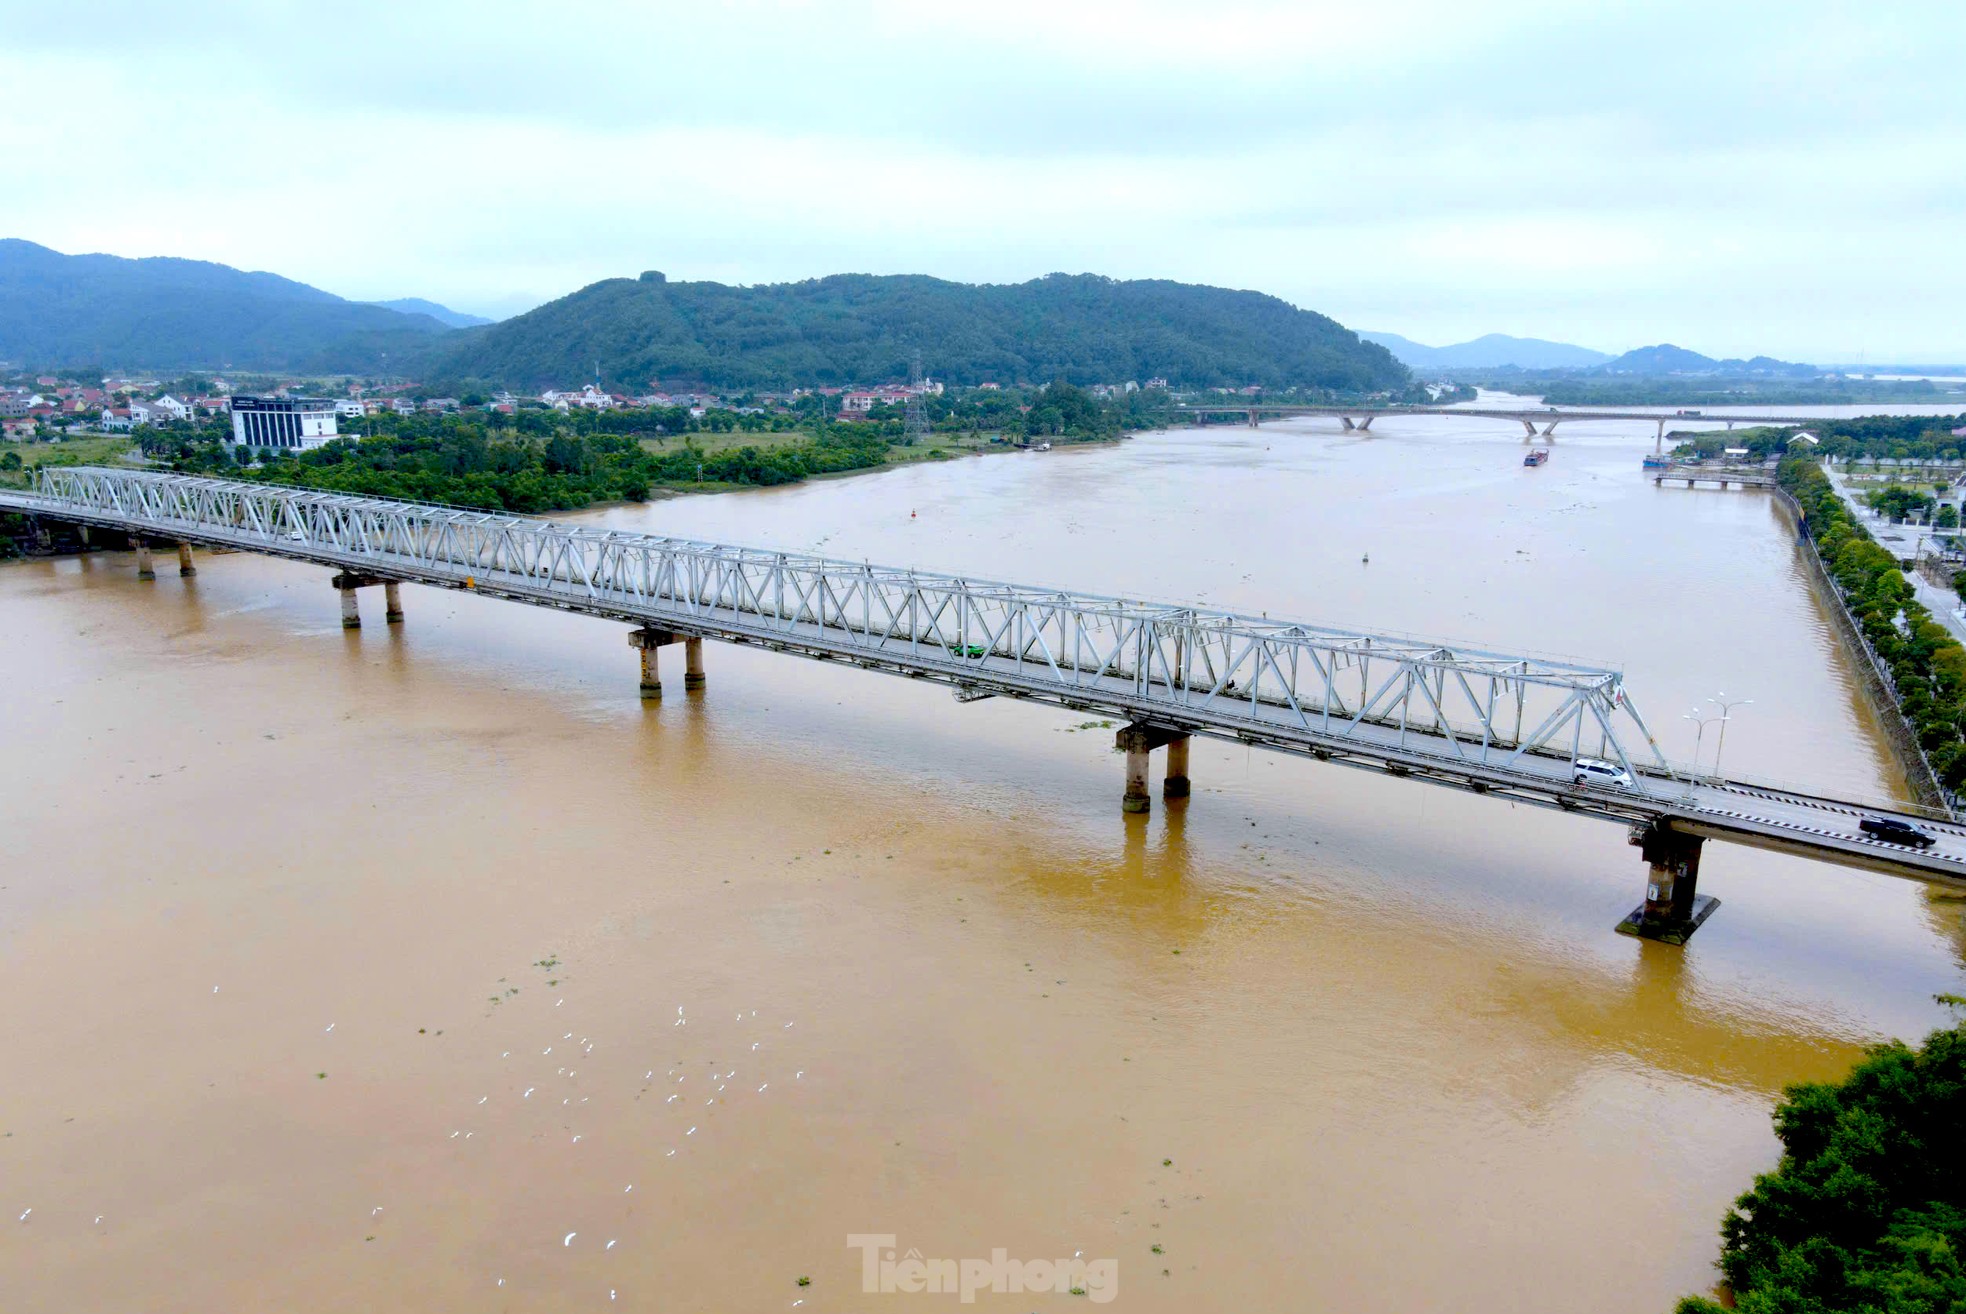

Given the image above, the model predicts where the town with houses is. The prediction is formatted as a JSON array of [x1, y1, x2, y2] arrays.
[[0, 372, 1181, 448]]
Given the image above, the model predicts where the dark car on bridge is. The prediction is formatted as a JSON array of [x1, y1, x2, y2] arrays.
[[1858, 816, 1936, 848]]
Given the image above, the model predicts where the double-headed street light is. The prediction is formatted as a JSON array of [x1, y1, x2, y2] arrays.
[[1684, 707, 1725, 776], [1708, 693, 1753, 777]]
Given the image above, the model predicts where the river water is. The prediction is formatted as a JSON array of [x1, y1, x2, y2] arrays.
[[3, 397, 1964, 1311]]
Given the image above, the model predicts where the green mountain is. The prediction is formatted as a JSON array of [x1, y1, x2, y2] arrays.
[[0, 238, 454, 373], [430, 272, 1407, 393]]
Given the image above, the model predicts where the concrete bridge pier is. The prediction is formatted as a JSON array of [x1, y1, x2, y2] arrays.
[[384, 581, 404, 624], [1521, 419, 1539, 438], [1355, 416, 1374, 432], [1542, 421, 1560, 437], [1617, 822, 1719, 945], [1164, 734, 1191, 799], [1116, 723, 1188, 813], [136, 541, 155, 580], [176, 543, 196, 577], [684, 636, 707, 691], [1340, 417, 1356, 431], [629, 627, 690, 700], [1655, 419, 1666, 452]]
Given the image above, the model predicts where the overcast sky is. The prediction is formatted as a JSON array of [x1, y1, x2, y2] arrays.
[[5, 0, 1961, 360]]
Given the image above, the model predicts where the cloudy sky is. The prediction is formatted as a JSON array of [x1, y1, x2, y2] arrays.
[[5, 0, 1961, 359]]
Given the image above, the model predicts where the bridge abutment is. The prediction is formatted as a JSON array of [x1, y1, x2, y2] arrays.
[[176, 543, 196, 577], [1617, 822, 1719, 945], [1117, 723, 1188, 814]]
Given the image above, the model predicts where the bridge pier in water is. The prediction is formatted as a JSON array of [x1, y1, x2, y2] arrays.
[[136, 541, 155, 580], [1117, 723, 1190, 813], [1617, 822, 1720, 945], [685, 636, 706, 691], [331, 572, 405, 630], [176, 543, 196, 577], [630, 627, 705, 699]]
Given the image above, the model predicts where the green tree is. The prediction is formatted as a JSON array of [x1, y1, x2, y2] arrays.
[[1677, 1005, 1966, 1314]]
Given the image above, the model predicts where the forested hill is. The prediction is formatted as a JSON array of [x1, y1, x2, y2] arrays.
[[430, 272, 1407, 393], [0, 239, 454, 373]]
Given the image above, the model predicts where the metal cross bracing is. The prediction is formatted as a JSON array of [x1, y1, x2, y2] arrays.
[[19, 466, 1966, 893], [16, 465, 1673, 797]]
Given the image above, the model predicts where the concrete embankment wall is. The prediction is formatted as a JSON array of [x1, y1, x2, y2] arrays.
[[1773, 485, 1950, 811]]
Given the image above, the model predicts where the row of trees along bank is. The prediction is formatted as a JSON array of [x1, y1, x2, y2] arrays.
[[1781, 458, 1966, 791]]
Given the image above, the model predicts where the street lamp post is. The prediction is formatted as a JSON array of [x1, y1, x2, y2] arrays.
[[1708, 693, 1753, 777], [1683, 707, 1723, 776]]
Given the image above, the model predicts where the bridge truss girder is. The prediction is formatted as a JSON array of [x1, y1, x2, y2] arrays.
[[26, 466, 1678, 793]]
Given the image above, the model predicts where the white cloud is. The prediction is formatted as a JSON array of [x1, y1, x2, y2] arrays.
[[1, 0, 1961, 357]]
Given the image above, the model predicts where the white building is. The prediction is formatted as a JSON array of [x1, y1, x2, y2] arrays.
[[230, 395, 339, 449]]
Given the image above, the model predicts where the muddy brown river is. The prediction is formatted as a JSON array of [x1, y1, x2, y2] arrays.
[[4, 403, 1963, 1311]]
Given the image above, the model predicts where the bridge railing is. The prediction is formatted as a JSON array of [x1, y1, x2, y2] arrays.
[[28, 466, 1682, 791]]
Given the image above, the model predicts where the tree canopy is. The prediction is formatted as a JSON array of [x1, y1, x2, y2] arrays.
[[1679, 1007, 1966, 1314], [430, 272, 1408, 394]]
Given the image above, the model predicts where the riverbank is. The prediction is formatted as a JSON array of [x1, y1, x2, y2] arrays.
[[1777, 460, 1963, 810]]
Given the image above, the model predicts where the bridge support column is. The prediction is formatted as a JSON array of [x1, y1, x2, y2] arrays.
[[136, 542, 155, 580], [1357, 416, 1374, 431], [1116, 723, 1187, 815], [684, 636, 706, 691], [1163, 734, 1191, 799], [338, 585, 361, 629], [1542, 421, 1559, 437], [1521, 420, 1538, 438], [629, 627, 683, 700], [1616, 822, 1720, 945], [1655, 419, 1666, 453], [384, 581, 404, 623], [1340, 416, 1356, 431], [176, 543, 196, 577]]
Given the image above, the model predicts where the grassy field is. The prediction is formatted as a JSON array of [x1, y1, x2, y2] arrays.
[[0, 434, 136, 488]]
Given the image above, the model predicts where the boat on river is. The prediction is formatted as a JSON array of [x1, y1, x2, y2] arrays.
[[1642, 454, 1672, 470], [1523, 449, 1549, 467]]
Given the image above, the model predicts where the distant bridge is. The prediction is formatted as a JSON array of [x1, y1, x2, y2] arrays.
[[6, 466, 1962, 946], [1172, 403, 1821, 444]]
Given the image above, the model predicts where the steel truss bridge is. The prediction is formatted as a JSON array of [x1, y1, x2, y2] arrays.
[[1172, 403, 1818, 440], [7, 467, 1965, 940]]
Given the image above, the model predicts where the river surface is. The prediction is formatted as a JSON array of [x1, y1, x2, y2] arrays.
[[4, 398, 1965, 1312]]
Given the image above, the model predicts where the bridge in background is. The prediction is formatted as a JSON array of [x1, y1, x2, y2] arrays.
[[7, 466, 1962, 946], [1172, 403, 1820, 445]]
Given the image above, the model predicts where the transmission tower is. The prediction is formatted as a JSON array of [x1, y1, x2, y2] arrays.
[[905, 348, 931, 444]]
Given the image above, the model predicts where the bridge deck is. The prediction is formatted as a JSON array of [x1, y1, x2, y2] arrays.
[[5, 468, 1961, 889]]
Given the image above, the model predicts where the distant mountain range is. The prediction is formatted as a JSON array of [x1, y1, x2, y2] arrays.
[[0, 241, 1406, 391], [1364, 330, 1826, 378], [1361, 331, 1611, 370], [1595, 343, 1817, 377], [365, 297, 494, 329], [0, 239, 457, 373]]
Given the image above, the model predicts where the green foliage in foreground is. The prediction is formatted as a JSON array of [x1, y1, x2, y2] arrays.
[[1677, 1009, 1966, 1314], [1781, 459, 1966, 789]]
